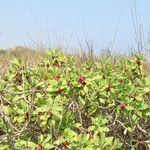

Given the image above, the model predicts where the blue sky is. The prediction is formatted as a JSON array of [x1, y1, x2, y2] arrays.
[[0, 0, 150, 52]]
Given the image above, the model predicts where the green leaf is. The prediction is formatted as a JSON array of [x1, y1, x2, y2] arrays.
[[43, 134, 51, 144], [104, 137, 113, 146], [38, 134, 44, 143], [27, 141, 36, 148], [36, 93, 43, 98], [99, 98, 105, 104], [88, 126, 95, 131]]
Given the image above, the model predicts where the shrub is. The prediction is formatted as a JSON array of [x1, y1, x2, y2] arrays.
[[0, 49, 149, 149]]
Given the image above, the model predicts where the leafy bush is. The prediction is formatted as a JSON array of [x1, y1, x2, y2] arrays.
[[0, 49, 149, 149]]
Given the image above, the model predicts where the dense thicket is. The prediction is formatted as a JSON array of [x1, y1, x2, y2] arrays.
[[0, 50, 149, 149]]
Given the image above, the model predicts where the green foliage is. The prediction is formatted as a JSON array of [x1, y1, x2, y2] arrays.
[[0, 49, 149, 149]]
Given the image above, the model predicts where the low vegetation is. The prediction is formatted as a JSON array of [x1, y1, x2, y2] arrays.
[[0, 48, 150, 149]]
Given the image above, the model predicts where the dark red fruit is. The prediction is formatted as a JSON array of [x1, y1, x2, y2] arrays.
[[53, 75, 60, 81], [118, 79, 123, 83], [61, 141, 69, 150], [35, 144, 43, 150], [56, 88, 62, 93], [106, 84, 112, 92], [120, 102, 126, 109], [62, 141, 69, 146], [25, 112, 29, 119], [46, 111, 53, 118], [53, 60, 62, 67], [86, 67, 90, 70], [121, 67, 126, 73], [79, 74, 86, 84], [46, 64, 50, 68], [129, 93, 136, 99], [136, 60, 141, 65], [61, 146, 68, 150]]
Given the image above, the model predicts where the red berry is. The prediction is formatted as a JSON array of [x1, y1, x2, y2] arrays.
[[136, 60, 141, 65], [106, 84, 112, 92], [61, 141, 69, 150], [118, 79, 123, 83], [129, 93, 136, 99], [61, 146, 68, 150], [86, 67, 90, 70], [25, 112, 29, 119], [79, 74, 86, 84], [35, 144, 43, 150], [120, 102, 126, 109], [46, 64, 50, 68], [54, 60, 62, 67], [53, 75, 60, 81], [121, 67, 126, 73], [62, 141, 69, 146], [56, 88, 62, 93], [46, 111, 53, 118]]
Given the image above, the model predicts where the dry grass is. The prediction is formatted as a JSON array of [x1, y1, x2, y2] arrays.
[[0, 46, 46, 71], [0, 46, 150, 76]]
